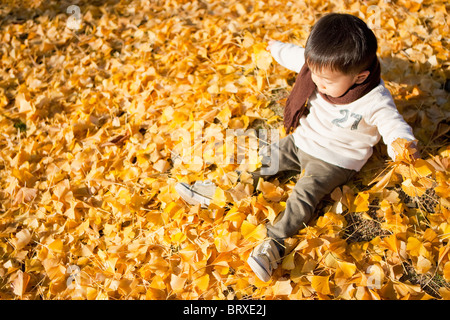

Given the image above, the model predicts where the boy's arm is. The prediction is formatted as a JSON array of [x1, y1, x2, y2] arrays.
[[267, 40, 305, 73], [368, 94, 419, 161]]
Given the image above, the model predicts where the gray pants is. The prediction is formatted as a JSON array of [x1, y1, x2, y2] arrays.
[[251, 135, 356, 255]]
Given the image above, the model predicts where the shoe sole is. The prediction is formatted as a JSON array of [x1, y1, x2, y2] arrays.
[[175, 183, 210, 208], [247, 256, 271, 282]]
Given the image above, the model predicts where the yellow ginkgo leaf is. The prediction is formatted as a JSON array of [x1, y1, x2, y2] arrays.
[[170, 232, 187, 245], [241, 220, 267, 241], [282, 251, 296, 270], [416, 256, 432, 274], [193, 274, 209, 292], [439, 287, 450, 300], [214, 230, 239, 252], [257, 179, 285, 202], [179, 243, 197, 262], [48, 239, 64, 253], [311, 275, 331, 295], [13, 229, 32, 251], [212, 186, 228, 207], [406, 237, 423, 257], [443, 262, 450, 282], [223, 207, 246, 223], [215, 105, 232, 127], [253, 43, 273, 71], [337, 261, 357, 278], [354, 192, 370, 212], [401, 178, 427, 197], [12, 271, 31, 297], [170, 274, 187, 293], [149, 275, 166, 290], [413, 159, 435, 177], [272, 280, 292, 296]]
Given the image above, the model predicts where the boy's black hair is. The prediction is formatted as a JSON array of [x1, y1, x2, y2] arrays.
[[305, 13, 378, 75]]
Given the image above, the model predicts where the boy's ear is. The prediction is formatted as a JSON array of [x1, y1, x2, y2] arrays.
[[355, 70, 370, 84]]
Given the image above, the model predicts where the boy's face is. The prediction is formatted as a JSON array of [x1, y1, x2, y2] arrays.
[[310, 67, 370, 98]]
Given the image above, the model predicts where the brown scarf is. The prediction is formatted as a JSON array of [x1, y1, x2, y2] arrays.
[[283, 57, 381, 133]]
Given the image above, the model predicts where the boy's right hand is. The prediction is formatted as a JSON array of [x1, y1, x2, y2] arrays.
[[266, 40, 277, 52]]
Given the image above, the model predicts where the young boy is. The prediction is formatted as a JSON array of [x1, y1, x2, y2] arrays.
[[175, 13, 417, 282]]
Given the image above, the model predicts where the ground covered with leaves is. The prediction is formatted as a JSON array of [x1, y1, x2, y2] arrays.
[[0, 0, 449, 300]]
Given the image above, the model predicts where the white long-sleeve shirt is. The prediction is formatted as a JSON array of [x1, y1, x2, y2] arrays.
[[269, 41, 416, 171]]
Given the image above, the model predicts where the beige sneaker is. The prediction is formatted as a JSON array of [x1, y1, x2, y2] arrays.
[[247, 239, 281, 282], [175, 180, 217, 209]]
